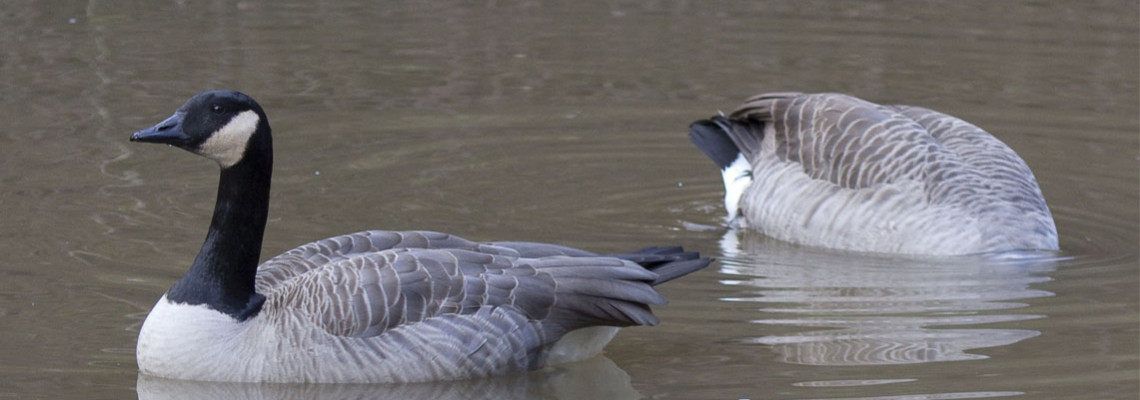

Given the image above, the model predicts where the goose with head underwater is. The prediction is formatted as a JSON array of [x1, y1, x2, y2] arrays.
[[129, 90, 712, 383], [689, 92, 1058, 255]]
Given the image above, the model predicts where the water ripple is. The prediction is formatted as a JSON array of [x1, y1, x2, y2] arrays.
[[802, 391, 1024, 400], [717, 230, 1059, 367]]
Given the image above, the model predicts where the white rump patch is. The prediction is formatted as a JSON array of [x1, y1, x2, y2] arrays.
[[546, 326, 620, 365], [722, 154, 752, 223], [198, 110, 260, 168]]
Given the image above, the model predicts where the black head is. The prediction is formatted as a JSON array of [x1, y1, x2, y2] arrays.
[[130, 90, 270, 168]]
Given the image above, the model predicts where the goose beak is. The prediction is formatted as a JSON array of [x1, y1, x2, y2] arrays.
[[131, 112, 189, 145]]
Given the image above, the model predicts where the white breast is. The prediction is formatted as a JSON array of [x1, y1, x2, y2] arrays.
[[137, 295, 267, 381]]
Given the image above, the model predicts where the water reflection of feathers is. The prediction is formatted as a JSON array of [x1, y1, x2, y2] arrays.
[[137, 356, 639, 400], [717, 230, 1058, 366]]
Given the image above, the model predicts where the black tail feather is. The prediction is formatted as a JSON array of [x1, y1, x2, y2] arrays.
[[609, 247, 712, 286], [689, 117, 742, 170], [690, 115, 767, 169]]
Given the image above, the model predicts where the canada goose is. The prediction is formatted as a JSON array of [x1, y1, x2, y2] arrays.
[[689, 92, 1058, 255], [130, 90, 711, 383]]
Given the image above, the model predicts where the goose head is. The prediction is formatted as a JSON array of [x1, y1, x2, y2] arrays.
[[129, 90, 273, 321], [130, 90, 271, 168]]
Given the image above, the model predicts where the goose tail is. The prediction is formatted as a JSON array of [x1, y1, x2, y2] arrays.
[[530, 247, 710, 333], [689, 117, 758, 224], [610, 246, 712, 286], [689, 117, 743, 170]]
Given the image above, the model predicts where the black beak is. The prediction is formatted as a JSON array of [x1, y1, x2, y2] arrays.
[[130, 112, 190, 145]]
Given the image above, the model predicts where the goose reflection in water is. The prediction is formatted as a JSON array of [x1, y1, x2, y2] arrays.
[[136, 356, 640, 400], [717, 230, 1059, 366]]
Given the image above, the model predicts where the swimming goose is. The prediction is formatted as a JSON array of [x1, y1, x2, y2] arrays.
[[130, 90, 711, 383], [689, 92, 1058, 255]]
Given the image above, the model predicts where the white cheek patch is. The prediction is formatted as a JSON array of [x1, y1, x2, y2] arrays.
[[198, 110, 260, 168]]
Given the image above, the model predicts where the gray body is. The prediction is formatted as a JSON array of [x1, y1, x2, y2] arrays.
[[691, 92, 1058, 255], [139, 230, 665, 383], [131, 90, 710, 383]]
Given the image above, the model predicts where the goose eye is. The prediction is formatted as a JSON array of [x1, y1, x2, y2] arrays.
[[211, 104, 224, 114]]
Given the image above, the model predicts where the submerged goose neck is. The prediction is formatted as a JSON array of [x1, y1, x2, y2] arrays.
[[167, 129, 273, 321]]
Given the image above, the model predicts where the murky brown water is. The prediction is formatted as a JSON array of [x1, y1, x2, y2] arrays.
[[1, 1, 1136, 399]]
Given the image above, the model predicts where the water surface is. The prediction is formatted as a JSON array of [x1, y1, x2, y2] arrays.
[[0, 1, 1136, 399]]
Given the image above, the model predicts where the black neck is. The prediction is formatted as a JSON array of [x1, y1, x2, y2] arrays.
[[167, 130, 272, 321]]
